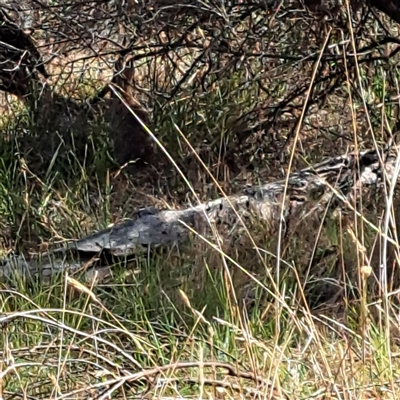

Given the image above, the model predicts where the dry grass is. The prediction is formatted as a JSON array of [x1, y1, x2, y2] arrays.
[[2, 4, 400, 399]]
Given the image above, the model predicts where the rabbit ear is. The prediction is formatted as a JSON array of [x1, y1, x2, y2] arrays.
[[112, 56, 137, 103]]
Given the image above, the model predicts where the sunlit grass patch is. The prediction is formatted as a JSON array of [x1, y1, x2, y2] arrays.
[[2, 9, 400, 400]]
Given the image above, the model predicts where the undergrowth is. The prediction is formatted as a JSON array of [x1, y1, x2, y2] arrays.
[[2, 17, 400, 400], [1, 101, 400, 399]]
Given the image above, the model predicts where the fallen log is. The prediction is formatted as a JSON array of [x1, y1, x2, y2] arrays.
[[1, 140, 398, 281]]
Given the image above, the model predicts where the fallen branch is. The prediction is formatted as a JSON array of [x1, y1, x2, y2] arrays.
[[63, 140, 399, 252], [1, 140, 398, 280]]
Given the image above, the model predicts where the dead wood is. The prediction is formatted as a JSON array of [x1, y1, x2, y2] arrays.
[[0, 9, 48, 98], [1, 139, 398, 280]]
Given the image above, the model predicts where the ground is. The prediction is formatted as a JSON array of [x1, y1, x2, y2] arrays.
[[1, 5, 400, 398]]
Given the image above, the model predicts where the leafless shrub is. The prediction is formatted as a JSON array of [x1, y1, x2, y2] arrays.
[[1, 1, 400, 175]]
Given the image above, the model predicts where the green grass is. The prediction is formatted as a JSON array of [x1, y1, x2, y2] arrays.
[[1, 115, 400, 399], [2, 32, 400, 400]]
